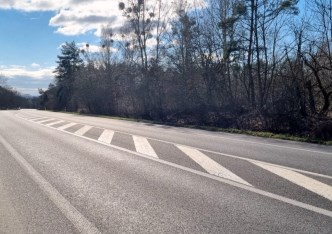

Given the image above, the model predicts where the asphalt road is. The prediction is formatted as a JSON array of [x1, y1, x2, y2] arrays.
[[0, 109, 331, 233]]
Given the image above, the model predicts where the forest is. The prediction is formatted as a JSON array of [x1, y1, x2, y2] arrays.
[[0, 76, 37, 109], [38, 0, 332, 140]]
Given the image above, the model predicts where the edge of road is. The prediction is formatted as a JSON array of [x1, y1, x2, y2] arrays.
[[36, 109, 332, 146], [10, 112, 332, 219], [16, 112, 332, 178], [19, 110, 332, 156]]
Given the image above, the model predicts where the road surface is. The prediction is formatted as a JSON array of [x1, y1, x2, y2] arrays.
[[0, 109, 331, 233]]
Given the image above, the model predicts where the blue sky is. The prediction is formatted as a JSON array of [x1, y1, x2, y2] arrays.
[[0, 0, 304, 96], [0, 0, 121, 95]]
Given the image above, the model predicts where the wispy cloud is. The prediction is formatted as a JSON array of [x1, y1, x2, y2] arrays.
[[77, 42, 101, 53], [31, 62, 41, 68], [0, 65, 54, 95], [49, 9, 119, 36], [0, 0, 204, 36], [0, 0, 124, 36], [1, 65, 54, 80]]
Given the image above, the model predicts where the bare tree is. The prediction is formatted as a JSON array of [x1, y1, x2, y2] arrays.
[[119, 0, 156, 71], [299, 0, 332, 116]]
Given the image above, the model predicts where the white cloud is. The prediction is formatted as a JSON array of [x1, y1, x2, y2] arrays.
[[77, 42, 101, 53], [49, 8, 119, 36], [0, 0, 205, 36], [0, 0, 124, 36], [31, 63, 41, 68], [9, 65, 26, 69], [0, 65, 54, 95], [1, 65, 54, 80], [0, 0, 66, 12], [77, 42, 118, 54], [15, 87, 45, 96]]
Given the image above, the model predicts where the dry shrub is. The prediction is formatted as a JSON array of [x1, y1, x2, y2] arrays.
[[310, 121, 332, 140]]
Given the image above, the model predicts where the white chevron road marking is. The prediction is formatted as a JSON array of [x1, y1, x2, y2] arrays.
[[133, 136, 158, 158], [36, 118, 55, 124], [253, 162, 332, 202], [29, 117, 48, 121], [75, 125, 92, 136], [46, 120, 65, 126], [14, 112, 332, 218], [98, 130, 114, 144], [58, 123, 77, 130], [177, 145, 252, 186]]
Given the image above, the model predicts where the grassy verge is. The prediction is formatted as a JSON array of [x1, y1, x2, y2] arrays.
[[214, 128, 332, 145], [47, 110, 332, 145]]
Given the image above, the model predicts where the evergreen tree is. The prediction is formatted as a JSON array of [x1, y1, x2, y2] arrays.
[[54, 41, 83, 110]]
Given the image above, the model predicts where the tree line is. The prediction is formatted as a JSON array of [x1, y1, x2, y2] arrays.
[[39, 0, 332, 140], [0, 76, 37, 109]]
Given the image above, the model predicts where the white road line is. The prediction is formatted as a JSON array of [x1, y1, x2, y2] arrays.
[[0, 135, 101, 234], [247, 159, 332, 180], [36, 118, 55, 124], [46, 120, 65, 127], [143, 135, 332, 180], [16, 113, 332, 180], [98, 130, 114, 144], [58, 123, 77, 130], [29, 117, 48, 121], [133, 136, 158, 158], [26, 117, 42, 121], [22, 116, 35, 120], [192, 132, 332, 156], [18, 115, 36, 119], [253, 162, 332, 202], [20, 115, 38, 118], [15, 113, 332, 218], [177, 145, 252, 186], [20, 110, 332, 155], [75, 125, 92, 136]]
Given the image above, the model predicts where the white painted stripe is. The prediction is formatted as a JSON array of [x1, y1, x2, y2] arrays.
[[253, 162, 332, 202], [248, 160, 332, 180], [36, 118, 55, 124], [194, 133, 332, 155], [145, 136, 332, 180], [15, 114, 41, 121], [29, 117, 48, 121], [74, 125, 92, 136], [17, 113, 332, 181], [177, 145, 252, 186], [19, 111, 331, 155], [17, 113, 332, 218], [98, 130, 114, 144], [133, 136, 158, 158], [22, 115, 39, 118], [0, 135, 101, 234], [46, 120, 65, 126], [26, 118, 41, 121], [19, 115, 36, 119], [58, 123, 77, 130], [23, 117, 36, 120]]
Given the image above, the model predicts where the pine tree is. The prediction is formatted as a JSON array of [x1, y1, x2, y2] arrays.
[[54, 41, 83, 110]]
